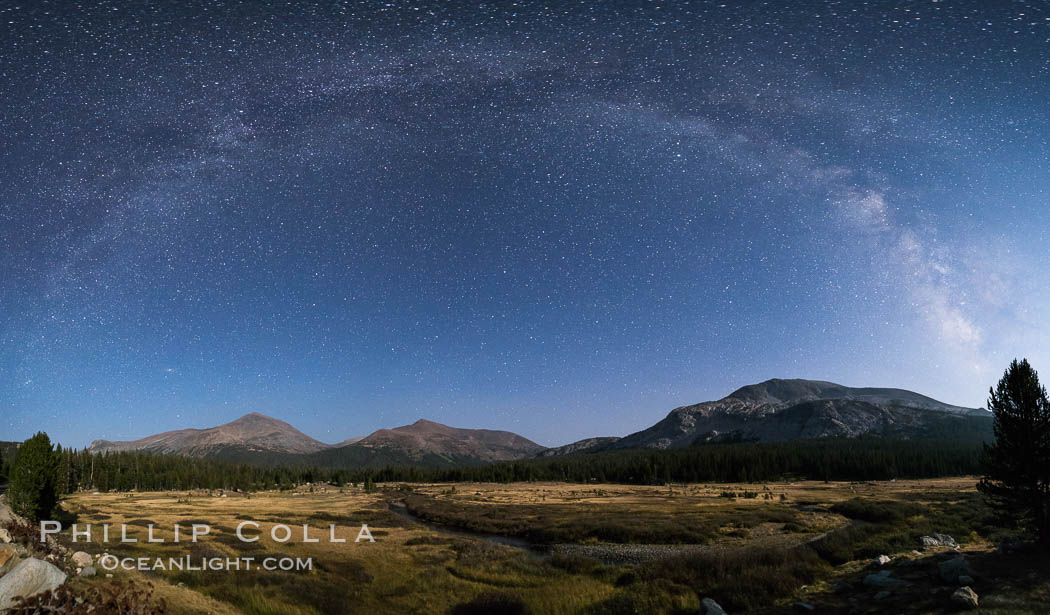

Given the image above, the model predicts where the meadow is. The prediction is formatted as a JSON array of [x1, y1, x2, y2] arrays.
[[46, 478, 1048, 614]]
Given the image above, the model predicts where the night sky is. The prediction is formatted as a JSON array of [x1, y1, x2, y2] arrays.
[[3, 1, 1049, 449]]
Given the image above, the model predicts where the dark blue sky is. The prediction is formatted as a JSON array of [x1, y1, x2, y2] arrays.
[[2, 1, 1049, 448]]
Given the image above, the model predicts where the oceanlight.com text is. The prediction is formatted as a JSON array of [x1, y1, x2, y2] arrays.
[[97, 555, 314, 572]]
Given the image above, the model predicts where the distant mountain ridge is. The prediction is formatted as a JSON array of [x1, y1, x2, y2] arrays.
[[88, 412, 329, 456], [611, 378, 989, 450], [79, 378, 990, 467], [355, 419, 545, 462], [538, 437, 621, 457], [87, 414, 543, 465]]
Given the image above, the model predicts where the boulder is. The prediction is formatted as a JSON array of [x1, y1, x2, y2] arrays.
[[950, 586, 979, 610], [0, 546, 17, 576], [921, 533, 957, 549], [863, 570, 899, 588], [939, 556, 971, 583], [875, 554, 891, 566], [0, 558, 67, 610], [71, 551, 92, 568], [80, 566, 96, 578], [701, 597, 727, 615]]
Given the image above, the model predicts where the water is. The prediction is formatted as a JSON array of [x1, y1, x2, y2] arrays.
[[387, 501, 538, 551]]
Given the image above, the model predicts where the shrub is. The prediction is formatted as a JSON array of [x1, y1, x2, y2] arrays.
[[830, 498, 925, 523], [450, 591, 530, 615], [644, 546, 828, 612]]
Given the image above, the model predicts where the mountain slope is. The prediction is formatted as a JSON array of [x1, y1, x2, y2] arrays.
[[355, 419, 545, 462], [613, 378, 990, 449], [87, 413, 330, 457], [538, 437, 621, 457]]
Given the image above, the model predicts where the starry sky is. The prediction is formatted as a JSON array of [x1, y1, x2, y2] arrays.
[[2, 1, 1049, 449]]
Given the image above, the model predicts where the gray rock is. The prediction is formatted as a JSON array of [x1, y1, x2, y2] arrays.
[[950, 586, 979, 610], [939, 556, 971, 583], [702, 597, 727, 615], [71, 551, 92, 568], [875, 554, 891, 566], [79, 566, 96, 578], [874, 591, 891, 600], [921, 533, 957, 549], [864, 570, 899, 588], [0, 558, 67, 610]]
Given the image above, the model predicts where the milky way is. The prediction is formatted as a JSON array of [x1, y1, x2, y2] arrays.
[[2, 1, 1049, 447]]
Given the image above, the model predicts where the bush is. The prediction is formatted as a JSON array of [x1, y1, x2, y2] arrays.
[[549, 553, 601, 574], [450, 591, 530, 615], [644, 546, 828, 612], [830, 498, 925, 523]]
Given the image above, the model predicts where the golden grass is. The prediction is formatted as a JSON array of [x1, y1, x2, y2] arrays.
[[57, 478, 982, 614]]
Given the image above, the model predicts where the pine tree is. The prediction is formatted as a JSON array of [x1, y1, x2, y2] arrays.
[[8, 432, 60, 522], [978, 359, 1050, 545]]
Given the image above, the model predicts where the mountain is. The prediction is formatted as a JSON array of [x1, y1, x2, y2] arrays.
[[354, 419, 545, 462], [87, 413, 330, 457], [538, 437, 621, 457], [612, 378, 990, 450], [85, 414, 544, 466]]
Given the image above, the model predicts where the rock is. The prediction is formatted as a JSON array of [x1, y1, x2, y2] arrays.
[[921, 533, 957, 549], [875, 554, 891, 566], [939, 556, 971, 583], [0, 529, 10, 544], [702, 597, 728, 615], [950, 586, 979, 610], [863, 570, 898, 588], [874, 591, 891, 600], [0, 558, 68, 610], [0, 546, 18, 576], [71, 551, 93, 568], [958, 575, 974, 585], [80, 566, 96, 578]]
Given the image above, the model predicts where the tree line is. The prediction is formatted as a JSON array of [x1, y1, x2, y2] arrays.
[[4, 434, 985, 522]]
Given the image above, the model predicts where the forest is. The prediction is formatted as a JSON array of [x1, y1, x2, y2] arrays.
[[1, 436, 983, 494]]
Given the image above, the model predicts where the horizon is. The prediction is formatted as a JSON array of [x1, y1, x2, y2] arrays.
[[19, 376, 989, 450], [4, 1, 1049, 450]]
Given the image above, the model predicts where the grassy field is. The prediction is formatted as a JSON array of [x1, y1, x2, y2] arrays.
[[47, 478, 1049, 614]]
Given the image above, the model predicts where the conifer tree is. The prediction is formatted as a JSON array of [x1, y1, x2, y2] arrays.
[[979, 359, 1050, 545], [8, 432, 59, 522]]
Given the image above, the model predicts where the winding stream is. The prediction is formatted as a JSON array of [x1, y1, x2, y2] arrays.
[[387, 501, 539, 551]]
